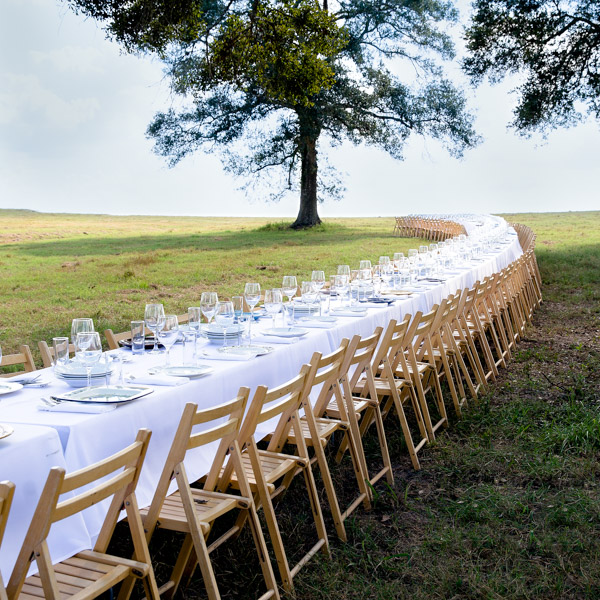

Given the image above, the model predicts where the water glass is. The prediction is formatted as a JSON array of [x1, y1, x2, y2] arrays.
[[52, 337, 70, 371], [130, 321, 145, 355]]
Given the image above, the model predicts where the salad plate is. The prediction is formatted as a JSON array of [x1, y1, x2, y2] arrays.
[[262, 327, 309, 338], [151, 365, 214, 379], [0, 381, 23, 396], [0, 424, 14, 439], [217, 345, 273, 357], [51, 385, 154, 404]]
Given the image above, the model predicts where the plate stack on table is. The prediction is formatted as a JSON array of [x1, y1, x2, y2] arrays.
[[54, 360, 112, 388]]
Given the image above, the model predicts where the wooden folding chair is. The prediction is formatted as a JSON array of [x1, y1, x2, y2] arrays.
[[6, 430, 159, 600], [0, 346, 36, 377], [122, 397, 280, 600], [280, 340, 371, 542], [338, 320, 429, 471], [38, 340, 75, 369], [225, 369, 330, 592], [0, 481, 15, 600]]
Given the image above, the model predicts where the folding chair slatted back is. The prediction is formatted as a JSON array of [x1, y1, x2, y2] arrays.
[[0, 481, 15, 600], [0, 346, 36, 377], [7, 430, 159, 600]]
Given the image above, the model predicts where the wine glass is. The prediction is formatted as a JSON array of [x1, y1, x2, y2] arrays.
[[200, 292, 219, 324], [282, 275, 298, 325], [188, 307, 202, 364], [244, 282, 261, 344], [144, 303, 166, 354], [71, 318, 94, 345], [158, 315, 179, 366], [75, 331, 102, 388], [337, 265, 351, 277], [311, 270, 326, 316], [232, 296, 245, 345], [335, 274, 349, 306], [214, 302, 235, 348], [264, 289, 283, 329], [359, 260, 372, 270], [300, 281, 317, 314]]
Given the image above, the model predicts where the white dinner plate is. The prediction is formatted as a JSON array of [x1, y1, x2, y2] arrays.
[[0, 381, 23, 396], [0, 424, 14, 439], [217, 345, 273, 357], [152, 365, 214, 379], [52, 385, 154, 404], [55, 360, 111, 377], [262, 327, 309, 338]]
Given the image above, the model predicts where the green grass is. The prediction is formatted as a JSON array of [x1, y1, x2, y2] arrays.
[[2, 209, 599, 599], [0, 211, 419, 361]]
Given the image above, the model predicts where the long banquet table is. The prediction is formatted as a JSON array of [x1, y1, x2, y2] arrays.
[[0, 225, 522, 580]]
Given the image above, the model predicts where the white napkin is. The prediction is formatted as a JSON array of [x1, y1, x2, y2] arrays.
[[253, 335, 299, 345], [330, 309, 368, 317], [129, 375, 190, 386], [201, 351, 258, 361], [295, 320, 337, 329], [37, 402, 117, 414]]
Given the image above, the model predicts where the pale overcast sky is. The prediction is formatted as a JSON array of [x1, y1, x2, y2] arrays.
[[0, 0, 598, 218]]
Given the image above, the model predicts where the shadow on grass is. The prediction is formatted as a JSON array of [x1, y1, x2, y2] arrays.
[[9, 223, 397, 258]]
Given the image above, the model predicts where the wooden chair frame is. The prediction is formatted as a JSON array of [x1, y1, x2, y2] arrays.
[[6, 430, 159, 600], [226, 369, 330, 592], [0, 481, 16, 600], [38, 340, 75, 369], [130, 396, 280, 600], [0, 346, 36, 377], [281, 340, 371, 542]]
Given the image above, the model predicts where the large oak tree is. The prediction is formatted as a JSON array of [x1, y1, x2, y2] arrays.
[[67, 0, 479, 227], [464, 0, 600, 133]]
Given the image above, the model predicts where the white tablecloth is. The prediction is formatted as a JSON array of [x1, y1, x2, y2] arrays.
[[0, 424, 91, 580], [0, 228, 522, 576]]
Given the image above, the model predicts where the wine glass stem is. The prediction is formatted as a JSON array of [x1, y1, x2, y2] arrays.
[[153, 329, 159, 353], [86, 367, 92, 388], [165, 348, 170, 367]]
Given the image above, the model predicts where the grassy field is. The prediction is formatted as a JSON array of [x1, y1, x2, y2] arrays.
[[1, 210, 423, 362], [1, 209, 599, 599]]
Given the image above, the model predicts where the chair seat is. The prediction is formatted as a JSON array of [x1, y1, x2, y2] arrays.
[[287, 416, 345, 447], [353, 375, 410, 397], [18, 553, 146, 600], [325, 396, 370, 420], [228, 450, 307, 493], [141, 489, 243, 534]]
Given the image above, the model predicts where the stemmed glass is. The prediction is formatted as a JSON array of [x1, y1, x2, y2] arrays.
[[359, 260, 372, 270], [158, 315, 179, 367], [71, 318, 94, 345], [75, 331, 102, 388], [311, 270, 326, 316], [214, 302, 235, 348], [144, 303, 166, 354], [282, 276, 298, 325], [300, 281, 318, 314], [188, 307, 202, 364], [264, 289, 283, 329], [335, 274, 349, 306], [200, 292, 219, 324], [244, 282, 261, 344]]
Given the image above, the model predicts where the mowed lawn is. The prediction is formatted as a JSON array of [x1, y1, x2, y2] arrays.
[[1, 209, 599, 599]]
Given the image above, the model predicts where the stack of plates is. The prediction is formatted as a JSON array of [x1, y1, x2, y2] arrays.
[[202, 324, 245, 343], [288, 302, 319, 316], [55, 360, 112, 388]]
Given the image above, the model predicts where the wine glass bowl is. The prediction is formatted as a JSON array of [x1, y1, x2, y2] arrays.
[[282, 276, 298, 325], [264, 289, 283, 328], [214, 302, 235, 347], [144, 303, 166, 354], [200, 292, 219, 324], [75, 331, 102, 388], [158, 315, 179, 366], [71, 318, 94, 345]]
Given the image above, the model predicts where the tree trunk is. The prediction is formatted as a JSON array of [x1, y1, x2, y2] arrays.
[[292, 123, 321, 229]]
